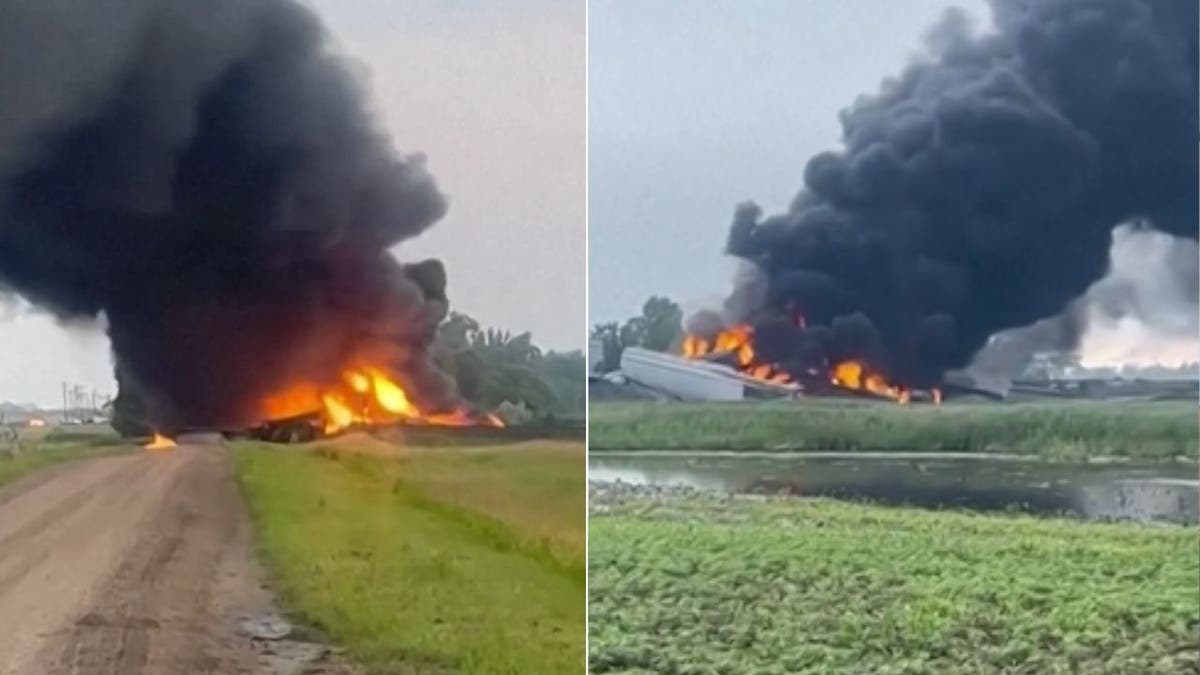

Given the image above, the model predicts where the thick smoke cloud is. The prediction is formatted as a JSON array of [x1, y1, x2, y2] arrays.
[[0, 0, 458, 430], [721, 0, 1197, 386], [968, 222, 1199, 385]]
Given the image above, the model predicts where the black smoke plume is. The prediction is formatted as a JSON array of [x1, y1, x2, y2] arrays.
[[0, 0, 460, 431], [720, 0, 1197, 387], [967, 221, 1199, 387]]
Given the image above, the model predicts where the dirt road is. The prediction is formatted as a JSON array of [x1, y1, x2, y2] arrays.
[[0, 445, 290, 675]]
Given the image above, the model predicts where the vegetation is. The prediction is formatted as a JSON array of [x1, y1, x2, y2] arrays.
[[0, 428, 128, 489], [437, 312, 585, 420], [233, 438, 585, 675], [0, 445, 121, 488], [589, 492, 1200, 674], [591, 296, 683, 372], [588, 400, 1199, 460], [111, 311, 586, 436]]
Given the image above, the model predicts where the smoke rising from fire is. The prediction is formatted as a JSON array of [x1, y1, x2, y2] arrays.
[[0, 0, 461, 431], [969, 222, 1198, 384], [716, 0, 1197, 386]]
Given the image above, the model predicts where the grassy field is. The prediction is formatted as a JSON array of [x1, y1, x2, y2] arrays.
[[0, 424, 128, 489], [589, 400, 1199, 460], [233, 436, 585, 675], [588, 490, 1200, 674]]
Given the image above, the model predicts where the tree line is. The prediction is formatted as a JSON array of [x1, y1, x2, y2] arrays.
[[590, 296, 683, 373], [434, 312, 585, 421], [112, 311, 584, 436]]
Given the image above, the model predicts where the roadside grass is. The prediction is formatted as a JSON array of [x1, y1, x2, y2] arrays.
[[0, 430, 129, 490], [588, 400, 1199, 460], [588, 493, 1200, 674], [232, 439, 585, 675]]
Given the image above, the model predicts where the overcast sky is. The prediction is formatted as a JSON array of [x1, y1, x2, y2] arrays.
[[588, 0, 988, 324], [589, 0, 1195, 367], [0, 0, 584, 407]]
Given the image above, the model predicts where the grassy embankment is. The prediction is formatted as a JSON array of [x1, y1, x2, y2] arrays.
[[233, 436, 585, 675], [589, 492, 1200, 674], [0, 424, 128, 490], [589, 400, 1199, 460]]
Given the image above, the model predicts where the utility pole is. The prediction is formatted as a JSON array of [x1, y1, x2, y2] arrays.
[[74, 385, 86, 421], [61, 381, 68, 423]]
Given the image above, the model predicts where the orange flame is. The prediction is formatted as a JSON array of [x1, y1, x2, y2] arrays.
[[27, 418, 46, 428], [262, 383, 322, 420], [680, 324, 792, 385], [263, 364, 502, 435], [831, 360, 909, 403], [145, 433, 176, 450], [681, 322, 942, 404], [831, 361, 863, 389], [346, 371, 371, 393], [368, 369, 418, 416]]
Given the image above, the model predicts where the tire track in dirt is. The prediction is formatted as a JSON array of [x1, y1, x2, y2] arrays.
[[0, 445, 320, 675]]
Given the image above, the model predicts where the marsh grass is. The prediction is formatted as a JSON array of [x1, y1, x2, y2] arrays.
[[233, 440, 585, 675], [589, 494, 1200, 674], [589, 400, 1199, 460]]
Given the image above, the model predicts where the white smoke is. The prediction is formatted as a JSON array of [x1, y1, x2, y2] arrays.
[[967, 220, 1198, 386], [1077, 222, 1198, 367]]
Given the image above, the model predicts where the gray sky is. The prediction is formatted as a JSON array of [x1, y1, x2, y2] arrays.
[[0, 0, 584, 407], [588, 0, 1195, 368], [588, 0, 988, 324]]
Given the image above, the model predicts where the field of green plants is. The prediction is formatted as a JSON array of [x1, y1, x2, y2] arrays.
[[588, 487, 1200, 675], [589, 400, 1199, 461], [235, 437, 585, 675]]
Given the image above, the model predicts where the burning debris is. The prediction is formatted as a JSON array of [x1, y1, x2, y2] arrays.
[[261, 366, 504, 435], [0, 0, 502, 436], [681, 324, 790, 384], [687, 0, 1197, 395], [678, 321, 937, 403], [144, 433, 177, 450]]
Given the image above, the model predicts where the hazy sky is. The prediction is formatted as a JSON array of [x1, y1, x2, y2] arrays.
[[588, 0, 988, 324], [0, 0, 584, 407]]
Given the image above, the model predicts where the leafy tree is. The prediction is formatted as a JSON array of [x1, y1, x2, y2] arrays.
[[439, 312, 481, 351], [590, 322, 623, 373], [107, 312, 584, 435], [638, 296, 684, 351], [435, 312, 583, 420], [590, 296, 684, 372], [537, 350, 586, 413]]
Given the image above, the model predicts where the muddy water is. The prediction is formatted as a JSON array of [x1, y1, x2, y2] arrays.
[[589, 452, 1200, 525]]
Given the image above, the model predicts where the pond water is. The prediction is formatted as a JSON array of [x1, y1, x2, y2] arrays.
[[590, 452, 1200, 525]]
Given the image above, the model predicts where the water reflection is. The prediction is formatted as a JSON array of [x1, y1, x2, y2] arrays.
[[590, 453, 1199, 525]]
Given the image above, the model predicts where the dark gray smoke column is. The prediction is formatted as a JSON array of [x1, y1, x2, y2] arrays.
[[724, 0, 1197, 386], [0, 0, 459, 431]]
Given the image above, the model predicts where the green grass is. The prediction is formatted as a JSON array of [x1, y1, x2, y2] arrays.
[[589, 494, 1200, 674], [0, 436, 129, 490], [232, 439, 585, 675], [589, 400, 1199, 460]]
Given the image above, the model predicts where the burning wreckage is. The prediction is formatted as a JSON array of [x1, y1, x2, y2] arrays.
[[676, 322, 942, 404], [0, 0, 505, 444], [608, 0, 1197, 404]]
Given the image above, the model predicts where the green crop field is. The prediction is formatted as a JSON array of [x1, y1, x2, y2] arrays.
[[588, 488, 1200, 675], [589, 400, 1199, 461], [234, 436, 586, 675]]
